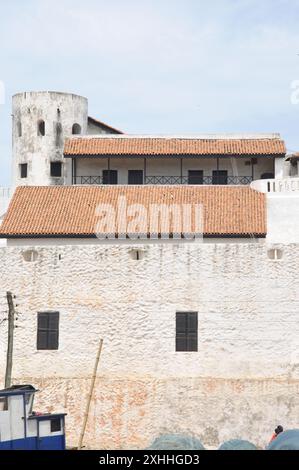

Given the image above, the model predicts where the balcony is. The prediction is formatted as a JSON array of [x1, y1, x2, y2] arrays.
[[72, 175, 254, 186]]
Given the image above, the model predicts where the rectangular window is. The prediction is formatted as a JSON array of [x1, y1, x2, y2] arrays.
[[50, 162, 62, 177], [50, 418, 61, 433], [188, 170, 203, 185], [37, 312, 59, 350], [103, 170, 118, 184], [212, 170, 228, 185], [128, 170, 144, 185], [0, 397, 8, 411], [176, 312, 198, 352], [20, 163, 28, 179]]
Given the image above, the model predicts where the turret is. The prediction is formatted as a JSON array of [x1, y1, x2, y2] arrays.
[[12, 91, 88, 187]]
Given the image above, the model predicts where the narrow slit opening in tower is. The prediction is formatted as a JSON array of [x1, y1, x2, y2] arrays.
[[38, 120, 45, 136]]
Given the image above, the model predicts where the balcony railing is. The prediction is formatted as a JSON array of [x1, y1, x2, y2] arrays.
[[73, 176, 104, 185], [145, 176, 253, 185], [73, 175, 253, 185]]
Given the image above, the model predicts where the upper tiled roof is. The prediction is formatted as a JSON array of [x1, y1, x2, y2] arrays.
[[88, 117, 123, 134], [64, 135, 286, 157], [0, 186, 266, 238]]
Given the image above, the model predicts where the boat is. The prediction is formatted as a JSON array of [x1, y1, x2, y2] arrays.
[[0, 384, 66, 450]]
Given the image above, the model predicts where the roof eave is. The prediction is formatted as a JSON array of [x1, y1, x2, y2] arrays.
[[64, 153, 285, 159], [0, 233, 267, 239]]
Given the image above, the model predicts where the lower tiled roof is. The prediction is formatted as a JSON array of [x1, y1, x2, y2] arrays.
[[0, 186, 266, 238]]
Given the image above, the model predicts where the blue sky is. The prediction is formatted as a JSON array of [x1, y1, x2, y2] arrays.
[[0, 0, 299, 186]]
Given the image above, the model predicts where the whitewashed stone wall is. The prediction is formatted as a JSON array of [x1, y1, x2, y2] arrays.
[[0, 243, 298, 449], [12, 92, 88, 188]]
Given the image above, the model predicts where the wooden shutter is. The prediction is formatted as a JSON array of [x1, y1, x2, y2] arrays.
[[188, 170, 203, 185], [103, 170, 118, 184], [48, 312, 59, 350], [212, 170, 228, 185], [37, 312, 59, 350], [128, 170, 144, 184], [176, 312, 198, 352]]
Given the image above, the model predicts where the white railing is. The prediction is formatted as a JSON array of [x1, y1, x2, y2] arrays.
[[0, 187, 10, 198], [0, 187, 11, 217], [251, 178, 299, 193]]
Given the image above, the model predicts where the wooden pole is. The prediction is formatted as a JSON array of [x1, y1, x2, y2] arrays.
[[78, 339, 104, 450], [5, 292, 15, 389]]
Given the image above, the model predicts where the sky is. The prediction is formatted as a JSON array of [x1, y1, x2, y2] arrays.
[[0, 0, 299, 186]]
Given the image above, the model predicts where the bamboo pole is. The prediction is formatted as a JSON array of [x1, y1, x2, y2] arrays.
[[78, 339, 104, 450], [5, 292, 15, 389]]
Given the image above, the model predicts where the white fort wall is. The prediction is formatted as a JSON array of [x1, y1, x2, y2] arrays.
[[0, 243, 298, 449]]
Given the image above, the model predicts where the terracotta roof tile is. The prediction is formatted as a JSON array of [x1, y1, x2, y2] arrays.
[[0, 186, 266, 238], [64, 136, 286, 157]]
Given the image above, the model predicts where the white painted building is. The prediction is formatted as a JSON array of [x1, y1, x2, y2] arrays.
[[10, 91, 288, 190], [0, 90, 299, 450]]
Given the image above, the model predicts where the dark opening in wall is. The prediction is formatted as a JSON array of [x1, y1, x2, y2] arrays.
[[261, 173, 274, 180], [267, 248, 283, 260], [72, 123, 81, 135], [51, 162, 62, 177], [37, 311, 59, 350], [176, 312, 198, 352], [55, 123, 63, 147], [20, 163, 28, 179], [129, 249, 146, 261], [38, 120, 45, 136], [17, 121, 22, 137], [22, 249, 38, 262]]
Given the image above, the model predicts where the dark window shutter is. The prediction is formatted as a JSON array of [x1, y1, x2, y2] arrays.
[[37, 330, 48, 350], [187, 312, 198, 331], [176, 313, 187, 332], [176, 312, 198, 352], [212, 170, 228, 185], [48, 331, 59, 350], [103, 170, 118, 184], [48, 312, 59, 330], [38, 312, 49, 329], [50, 162, 62, 177], [37, 312, 59, 350], [128, 170, 144, 184], [176, 334, 187, 352], [188, 170, 203, 185]]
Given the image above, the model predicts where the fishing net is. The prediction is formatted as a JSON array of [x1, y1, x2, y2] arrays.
[[218, 439, 257, 450], [148, 434, 205, 450], [267, 430, 299, 450]]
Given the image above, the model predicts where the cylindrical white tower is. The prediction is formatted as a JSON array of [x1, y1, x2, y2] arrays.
[[12, 91, 88, 187]]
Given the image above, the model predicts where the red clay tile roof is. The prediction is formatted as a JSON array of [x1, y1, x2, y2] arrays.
[[64, 136, 286, 157], [0, 186, 266, 238], [88, 117, 123, 134]]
